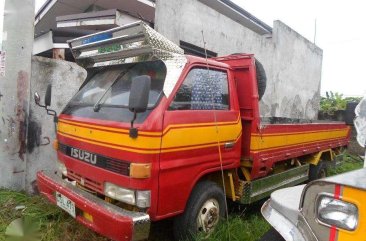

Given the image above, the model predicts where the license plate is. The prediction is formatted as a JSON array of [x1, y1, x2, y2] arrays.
[[56, 192, 76, 218]]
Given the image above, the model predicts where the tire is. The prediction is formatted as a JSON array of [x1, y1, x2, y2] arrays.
[[230, 54, 267, 101], [255, 59, 267, 101], [173, 181, 226, 241], [309, 161, 328, 181], [259, 228, 285, 241]]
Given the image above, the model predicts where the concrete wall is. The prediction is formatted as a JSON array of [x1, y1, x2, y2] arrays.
[[0, 0, 34, 191], [26, 56, 86, 192], [155, 0, 323, 119]]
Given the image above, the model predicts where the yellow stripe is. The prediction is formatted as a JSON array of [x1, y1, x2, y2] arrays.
[[161, 120, 242, 149], [59, 117, 240, 136], [58, 132, 159, 154], [58, 121, 161, 149], [59, 131, 241, 154], [59, 118, 348, 154], [250, 128, 349, 137], [250, 129, 348, 151], [337, 186, 366, 240], [161, 117, 240, 135], [59, 119, 161, 136], [58, 118, 242, 153]]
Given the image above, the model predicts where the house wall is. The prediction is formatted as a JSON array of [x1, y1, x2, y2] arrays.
[[154, 0, 323, 119]]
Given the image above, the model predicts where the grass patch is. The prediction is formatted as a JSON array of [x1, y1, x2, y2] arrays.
[[195, 213, 269, 241], [0, 190, 108, 241], [0, 153, 363, 241], [328, 152, 364, 176]]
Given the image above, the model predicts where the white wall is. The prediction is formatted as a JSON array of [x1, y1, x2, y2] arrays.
[[155, 0, 323, 119]]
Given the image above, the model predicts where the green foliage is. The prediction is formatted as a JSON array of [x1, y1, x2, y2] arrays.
[[194, 214, 270, 241], [0, 191, 108, 241], [327, 152, 364, 176], [320, 91, 362, 115]]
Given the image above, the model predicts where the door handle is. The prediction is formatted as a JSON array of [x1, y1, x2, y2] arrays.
[[224, 142, 235, 149]]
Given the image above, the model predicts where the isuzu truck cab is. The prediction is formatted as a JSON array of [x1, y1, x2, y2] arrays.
[[35, 22, 350, 241]]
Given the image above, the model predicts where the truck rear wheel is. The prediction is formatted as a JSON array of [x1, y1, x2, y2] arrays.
[[173, 181, 226, 240], [309, 161, 328, 181]]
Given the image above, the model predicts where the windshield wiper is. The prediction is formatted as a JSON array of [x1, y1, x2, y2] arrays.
[[93, 64, 136, 112]]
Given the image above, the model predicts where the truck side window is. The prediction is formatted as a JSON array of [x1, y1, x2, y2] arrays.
[[170, 68, 229, 110]]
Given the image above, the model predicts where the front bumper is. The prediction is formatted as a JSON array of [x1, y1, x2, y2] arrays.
[[262, 199, 307, 241], [37, 171, 150, 241], [261, 186, 318, 241]]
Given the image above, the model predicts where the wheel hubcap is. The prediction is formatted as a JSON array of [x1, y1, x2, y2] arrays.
[[196, 198, 220, 233]]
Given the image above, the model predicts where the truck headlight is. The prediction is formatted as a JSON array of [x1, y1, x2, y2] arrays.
[[317, 195, 358, 231], [104, 182, 135, 205], [136, 190, 151, 208], [57, 161, 67, 177]]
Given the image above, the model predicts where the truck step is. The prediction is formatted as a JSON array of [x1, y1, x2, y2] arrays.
[[239, 164, 309, 204]]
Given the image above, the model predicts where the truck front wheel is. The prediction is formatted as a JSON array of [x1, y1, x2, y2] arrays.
[[173, 181, 226, 240]]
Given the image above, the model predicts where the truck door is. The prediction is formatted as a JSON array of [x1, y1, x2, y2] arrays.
[[157, 66, 242, 217]]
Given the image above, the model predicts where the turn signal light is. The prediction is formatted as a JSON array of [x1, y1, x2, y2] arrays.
[[83, 212, 93, 223], [130, 163, 151, 179]]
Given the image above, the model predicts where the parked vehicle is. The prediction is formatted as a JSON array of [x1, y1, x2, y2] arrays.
[[34, 21, 350, 241], [261, 167, 366, 241]]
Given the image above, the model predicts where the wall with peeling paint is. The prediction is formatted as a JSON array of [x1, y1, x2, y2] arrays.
[[25, 56, 86, 192], [0, 0, 34, 191], [155, 0, 323, 119]]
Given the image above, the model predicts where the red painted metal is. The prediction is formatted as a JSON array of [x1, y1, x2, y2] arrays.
[[329, 184, 342, 241], [37, 53, 351, 239], [37, 172, 134, 241]]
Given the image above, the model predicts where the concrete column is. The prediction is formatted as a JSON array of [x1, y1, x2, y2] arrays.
[[0, 0, 35, 190]]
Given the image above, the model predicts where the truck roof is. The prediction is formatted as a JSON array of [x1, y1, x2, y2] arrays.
[[185, 54, 231, 69]]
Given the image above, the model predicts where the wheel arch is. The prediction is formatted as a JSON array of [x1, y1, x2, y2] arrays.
[[181, 168, 233, 213], [302, 149, 335, 166]]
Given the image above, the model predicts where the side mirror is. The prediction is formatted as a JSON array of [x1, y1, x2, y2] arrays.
[[34, 92, 41, 105], [128, 75, 151, 138], [33, 84, 58, 126], [45, 84, 52, 107], [128, 75, 151, 113]]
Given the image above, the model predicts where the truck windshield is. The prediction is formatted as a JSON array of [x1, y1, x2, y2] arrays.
[[62, 60, 167, 123], [70, 60, 166, 108]]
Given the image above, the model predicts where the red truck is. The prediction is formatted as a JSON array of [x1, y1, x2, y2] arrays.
[[35, 22, 350, 241]]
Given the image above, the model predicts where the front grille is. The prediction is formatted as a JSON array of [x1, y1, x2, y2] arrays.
[[59, 143, 130, 176], [68, 170, 103, 193], [104, 158, 130, 176]]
